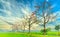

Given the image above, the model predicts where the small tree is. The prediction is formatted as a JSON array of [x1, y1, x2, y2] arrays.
[[55, 25, 60, 35]]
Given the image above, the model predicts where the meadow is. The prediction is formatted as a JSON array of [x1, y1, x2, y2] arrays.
[[0, 32, 60, 37]]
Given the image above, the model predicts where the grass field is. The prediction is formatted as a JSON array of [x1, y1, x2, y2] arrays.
[[0, 32, 60, 37]]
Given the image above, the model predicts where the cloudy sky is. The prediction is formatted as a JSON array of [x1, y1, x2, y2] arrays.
[[0, 0, 60, 31]]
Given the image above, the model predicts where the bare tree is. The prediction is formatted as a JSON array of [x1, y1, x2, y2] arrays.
[[34, 0, 56, 35], [21, 19, 27, 32], [25, 12, 39, 33]]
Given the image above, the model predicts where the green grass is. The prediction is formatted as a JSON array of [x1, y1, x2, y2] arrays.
[[0, 32, 60, 37]]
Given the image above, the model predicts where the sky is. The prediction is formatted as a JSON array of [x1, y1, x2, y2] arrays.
[[0, 0, 60, 31]]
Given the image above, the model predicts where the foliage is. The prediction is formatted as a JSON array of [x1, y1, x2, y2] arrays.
[[55, 25, 60, 31], [40, 28, 51, 34]]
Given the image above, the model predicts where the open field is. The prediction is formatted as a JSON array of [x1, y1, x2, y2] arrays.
[[0, 32, 60, 37]]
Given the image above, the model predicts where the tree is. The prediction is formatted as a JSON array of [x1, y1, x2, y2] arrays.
[[34, 0, 56, 35], [25, 12, 39, 33], [55, 25, 60, 35], [0, 18, 27, 32], [14, 18, 28, 32], [28, 13, 37, 33], [21, 19, 27, 32], [12, 23, 19, 32]]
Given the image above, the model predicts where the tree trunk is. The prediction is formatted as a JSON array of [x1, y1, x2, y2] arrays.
[[43, 17, 46, 35], [44, 23, 46, 35], [29, 24, 30, 33], [23, 25, 25, 32], [28, 18, 31, 33]]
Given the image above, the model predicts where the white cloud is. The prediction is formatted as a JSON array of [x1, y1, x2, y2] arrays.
[[0, 0, 11, 6], [55, 11, 60, 18], [46, 0, 48, 1], [50, 4, 56, 9], [21, 7, 31, 16], [0, 9, 12, 16]]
